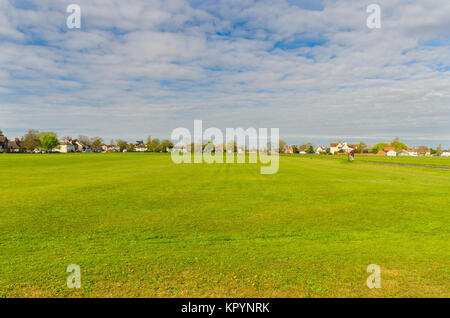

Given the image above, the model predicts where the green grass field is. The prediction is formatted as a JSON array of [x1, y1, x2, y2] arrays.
[[289, 153, 450, 167], [0, 153, 449, 297], [354, 155, 450, 167]]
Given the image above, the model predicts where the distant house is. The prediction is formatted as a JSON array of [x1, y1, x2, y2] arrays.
[[386, 150, 397, 156], [315, 146, 327, 154], [284, 146, 294, 154], [330, 142, 354, 154], [397, 149, 409, 156], [442, 151, 450, 157], [384, 147, 396, 152], [407, 149, 418, 156], [74, 140, 88, 152], [0, 136, 21, 153], [8, 139, 21, 152], [0, 136, 9, 153], [102, 145, 119, 152], [54, 138, 76, 153], [376, 151, 386, 156], [135, 145, 147, 152]]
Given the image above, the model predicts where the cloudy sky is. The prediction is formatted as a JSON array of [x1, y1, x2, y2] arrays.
[[0, 0, 449, 147]]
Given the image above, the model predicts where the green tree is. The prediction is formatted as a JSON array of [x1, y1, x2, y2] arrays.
[[78, 135, 92, 148], [39, 132, 59, 151], [355, 142, 368, 153], [436, 144, 443, 156], [90, 137, 103, 152], [116, 139, 127, 151], [22, 129, 40, 151], [126, 143, 135, 152], [390, 138, 408, 151], [299, 142, 313, 152], [278, 139, 287, 153], [0, 129, 3, 136], [371, 142, 389, 153], [160, 139, 174, 152], [149, 138, 161, 152], [417, 145, 429, 155], [146, 136, 152, 151]]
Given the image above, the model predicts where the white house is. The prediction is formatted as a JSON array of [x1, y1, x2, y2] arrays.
[[54, 139, 76, 153], [315, 146, 327, 154], [135, 145, 147, 152], [441, 151, 450, 157], [102, 145, 120, 152], [397, 149, 409, 156], [74, 140, 89, 152], [386, 150, 397, 156], [329, 142, 356, 154], [407, 149, 418, 156]]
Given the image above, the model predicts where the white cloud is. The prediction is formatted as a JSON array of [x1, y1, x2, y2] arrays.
[[0, 0, 449, 147]]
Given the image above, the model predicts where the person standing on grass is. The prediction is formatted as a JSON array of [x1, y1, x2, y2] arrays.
[[349, 149, 355, 161]]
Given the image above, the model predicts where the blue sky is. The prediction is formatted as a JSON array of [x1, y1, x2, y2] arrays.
[[0, 0, 449, 147]]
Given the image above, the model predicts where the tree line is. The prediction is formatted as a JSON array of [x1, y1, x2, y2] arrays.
[[284, 138, 445, 156], [3, 129, 175, 153], [1, 129, 446, 155]]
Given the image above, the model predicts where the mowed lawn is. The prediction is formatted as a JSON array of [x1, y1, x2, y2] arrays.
[[0, 153, 449, 297], [353, 155, 450, 167], [290, 153, 450, 167]]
